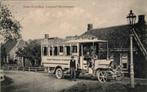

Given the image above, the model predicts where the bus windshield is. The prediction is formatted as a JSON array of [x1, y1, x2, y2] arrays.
[[81, 42, 108, 59]]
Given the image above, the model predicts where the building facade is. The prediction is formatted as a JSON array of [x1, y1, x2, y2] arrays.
[[80, 15, 147, 78], [1, 38, 26, 66]]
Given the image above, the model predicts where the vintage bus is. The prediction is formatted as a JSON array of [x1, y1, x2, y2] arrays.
[[41, 36, 123, 82]]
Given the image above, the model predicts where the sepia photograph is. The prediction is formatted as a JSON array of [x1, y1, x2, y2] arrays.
[[0, 0, 147, 92]]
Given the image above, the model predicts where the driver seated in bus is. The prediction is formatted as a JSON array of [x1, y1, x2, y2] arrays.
[[91, 51, 97, 69]]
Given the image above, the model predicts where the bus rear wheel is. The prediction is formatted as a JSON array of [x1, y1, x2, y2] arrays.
[[55, 68, 63, 79]]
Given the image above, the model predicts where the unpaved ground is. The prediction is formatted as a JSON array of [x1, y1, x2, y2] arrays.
[[1, 71, 79, 92], [1, 71, 147, 92]]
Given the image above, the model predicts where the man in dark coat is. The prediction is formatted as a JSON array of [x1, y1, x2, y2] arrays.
[[70, 56, 76, 80]]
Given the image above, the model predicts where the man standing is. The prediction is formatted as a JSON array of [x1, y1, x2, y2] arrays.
[[70, 56, 76, 80]]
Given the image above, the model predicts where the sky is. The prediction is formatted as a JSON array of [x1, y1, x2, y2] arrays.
[[2, 0, 147, 41]]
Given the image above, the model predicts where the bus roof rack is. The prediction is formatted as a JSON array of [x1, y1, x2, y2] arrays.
[[65, 38, 108, 43]]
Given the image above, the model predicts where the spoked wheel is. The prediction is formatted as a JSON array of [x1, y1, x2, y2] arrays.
[[115, 66, 124, 81], [96, 70, 107, 83], [116, 71, 124, 81], [55, 68, 63, 79]]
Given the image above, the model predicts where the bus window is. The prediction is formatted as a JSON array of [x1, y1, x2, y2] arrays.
[[54, 47, 58, 56], [50, 47, 52, 56], [66, 46, 71, 56], [59, 46, 63, 53], [59, 46, 64, 55], [98, 43, 107, 59], [72, 46, 77, 53], [43, 47, 48, 56]]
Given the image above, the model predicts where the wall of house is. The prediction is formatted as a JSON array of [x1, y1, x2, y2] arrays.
[[134, 52, 147, 78], [110, 50, 147, 78], [110, 52, 129, 73]]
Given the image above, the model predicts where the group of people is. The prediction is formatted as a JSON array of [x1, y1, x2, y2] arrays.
[[70, 52, 97, 81], [84, 52, 96, 68]]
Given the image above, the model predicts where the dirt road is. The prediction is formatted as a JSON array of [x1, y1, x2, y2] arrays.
[[2, 71, 80, 92], [1, 71, 147, 92]]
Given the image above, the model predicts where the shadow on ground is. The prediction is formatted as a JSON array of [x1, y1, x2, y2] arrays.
[[62, 74, 97, 81], [60, 81, 147, 92], [1, 76, 14, 92]]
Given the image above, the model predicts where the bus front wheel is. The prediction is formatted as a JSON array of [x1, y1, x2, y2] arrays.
[[96, 70, 107, 83], [55, 68, 63, 79]]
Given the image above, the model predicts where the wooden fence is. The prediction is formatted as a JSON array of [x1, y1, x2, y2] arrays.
[[3, 66, 45, 72]]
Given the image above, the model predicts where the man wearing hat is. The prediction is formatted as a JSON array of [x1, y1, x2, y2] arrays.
[[70, 55, 76, 80]]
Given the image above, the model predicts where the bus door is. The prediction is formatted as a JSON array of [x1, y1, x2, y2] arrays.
[[79, 43, 93, 70], [79, 42, 99, 70]]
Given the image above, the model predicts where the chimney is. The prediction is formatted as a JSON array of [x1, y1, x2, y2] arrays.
[[138, 15, 145, 25], [45, 34, 49, 39], [87, 24, 93, 31]]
